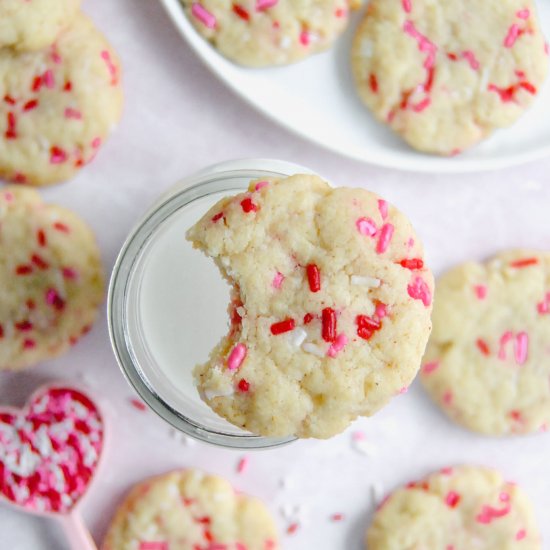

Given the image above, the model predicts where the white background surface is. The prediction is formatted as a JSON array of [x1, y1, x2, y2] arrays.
[[1, 1, 550, 549]]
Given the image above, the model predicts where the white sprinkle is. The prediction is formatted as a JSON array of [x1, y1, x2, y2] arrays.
[[288, 328, 307, 347], [203, 385, 234, 400], [280, 36, 292, 49], [302, 342, 325, 358], [351, 275, 381, 288]]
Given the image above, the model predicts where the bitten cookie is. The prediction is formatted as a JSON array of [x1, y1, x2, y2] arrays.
[[0, 187, 104, 370], [0, 14, 123, 186], [351, 0, 549, 155], [421, 250, 550, 436], [186, 174, 433, 439], [366, 466, 541, 550], [183, 0, 350, 67], [0, 0, 81, 51], [102, 470, 279, 550]]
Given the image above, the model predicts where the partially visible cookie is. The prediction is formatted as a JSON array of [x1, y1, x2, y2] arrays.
[[421, 250, 550, 436], [102, 469, 279, 550], [366, 466, 541, 550], [187, 174, 433, 439], [183, 0, 350, 67], [0, 14, 123, 186], [0, 0, 81, 51], [351, 0, 549, 155], [0, 186, 104, 370]]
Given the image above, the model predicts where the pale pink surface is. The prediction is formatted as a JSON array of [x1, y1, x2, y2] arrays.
[[1, 1, 550, 549]]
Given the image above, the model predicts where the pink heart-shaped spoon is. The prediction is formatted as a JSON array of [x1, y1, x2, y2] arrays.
[[0, 383, 106, 549]]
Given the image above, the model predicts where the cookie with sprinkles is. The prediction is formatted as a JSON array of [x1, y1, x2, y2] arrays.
[[366, 466, 541, 550], [421, 250, 550, 436], [0, 14, 123, 186], [0, 186, 104, 370], [351, 0, 549, 155], [102, 469, 280, 550], [186, 174, 433, 438], [0, 0, 80, 51], [183, 0, 351, 67]]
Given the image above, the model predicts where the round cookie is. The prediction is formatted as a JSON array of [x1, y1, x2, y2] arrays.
[[0, 0, 81, 51], [0, 186, 104, 370], [186, 174, 434, 439], [351, 0, 549, 155], [366, 466, 541, 550], [421, 250, 550, 436], [102, 469, 279, 550], [183, 0, 350, 67], [0, 14, 123, 186]]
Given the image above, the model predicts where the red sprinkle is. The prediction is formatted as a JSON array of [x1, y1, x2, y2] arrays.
[[237, 379, 250, 392], [63, 81, 73, 92], [331, 513, 344, 521], [16, 265, 33, 275], [130, 398, 147, 411], [211, 212, 224, 222], [23, 100, 39, 112], [356, 315, 381, 340], [50, 146, 68, 164], [322, 307, 337, 343], [15, 321, 33, 332], [271, 318, 296, 335], [37, 230, 47, 247], [31, 254, 49, 270], [53, 222, 70, 233], [240, 197, 258, 213], [306, 263, 321, 292], [303, 313, 314, 324], [287, 523, 299, 535], [369, 73, 379, 93], [23, 339, 36, 349], [510, 257, 538, 268], [31, 76, 42, 92], [399, 258, 424, 270], [5, 112, 17, 139], [445, 491, 461, 508], [3, 95, 16, 105], [476, 338, 490, 356], [232, 4, 250, 20]]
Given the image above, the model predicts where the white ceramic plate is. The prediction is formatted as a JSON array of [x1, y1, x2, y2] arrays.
[[161, 0, 550, 173]]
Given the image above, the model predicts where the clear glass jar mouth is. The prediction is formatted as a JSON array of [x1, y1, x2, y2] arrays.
[[107, 161, 308, 449]]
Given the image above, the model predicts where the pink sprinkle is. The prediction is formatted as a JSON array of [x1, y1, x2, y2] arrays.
[[256, 0, 278, 11], [375, 303, 388, 319], [514, 332, 529, 365], [517, 9, 530, 20], [139, 544, 169, 550], [474, 284, 487, 300], [536, 292, 550, 314], [500, 492, 510, 502], [64, 108, 82, 120], [50, 146, 68, 164], [191, 2, 217, 27], [91, 137, 102, 148], [62, 267, 78, 280], [352, 430, 366, 441], [237, 456, 249, 474], [3, 191, 14, 202], [476, 504, 510, 524], [504, 24, 520, 48], [130, 398, 147, 411], [378, 199, 388, 220], [402, 0, 412, 13], [228, 343, 247, 370], [462, 50, 480, 70], [23, 339, 36, 349], [445, 491, 461, 508], [398, 386, 408, 394], [327, 333, 348, 358], [43, 70, 55, 89], [516, 529, 527, 541], [403, 21, 437, 69], [101, 50, 119, 85], [440, 467, 454, 475], [272, 271, 284, 289], [376, 223, 394, 254], [499, 331, 514, 360], [412, 97, 431, 112], [255, 181, 269, 191], [299, 31, 311, 46], [442, 390, 453, 405], [407, 276, 432, 307], [331, 513, 344, 521], [422, 361, 439, 374], [356, 217, 377, 237]]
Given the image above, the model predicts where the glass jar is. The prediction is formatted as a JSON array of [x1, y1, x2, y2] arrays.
[[108, 159, 314, 449]]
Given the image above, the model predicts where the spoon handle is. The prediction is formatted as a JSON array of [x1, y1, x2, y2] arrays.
[[57, 512, 98, 550]]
